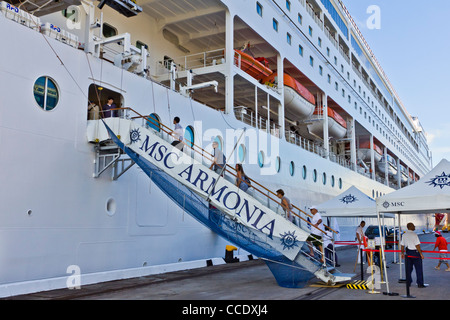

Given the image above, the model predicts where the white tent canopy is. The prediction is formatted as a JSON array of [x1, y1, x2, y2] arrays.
[[317, 186, 394, 218], [376, 159, 450, 214]]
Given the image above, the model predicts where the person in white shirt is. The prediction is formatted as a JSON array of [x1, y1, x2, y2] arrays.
[[323, 226, 339, 267], [306, 206, 324, 263], [171, 117, 184, 151], [401, 222, 426, 288], [356, 221, 368, 264]]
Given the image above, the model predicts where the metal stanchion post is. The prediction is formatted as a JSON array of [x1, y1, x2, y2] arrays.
[[401, 254, 415, 299]]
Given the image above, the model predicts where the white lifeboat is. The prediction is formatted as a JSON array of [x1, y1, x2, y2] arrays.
[[262, 73, 315, 120], [307, 107, 347, 139], [357, 140, 383, 163]]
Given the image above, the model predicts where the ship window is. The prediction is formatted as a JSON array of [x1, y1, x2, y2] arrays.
[[302, 165, 307, 180], [238, 144, 246, 163], [184, 125, 194, 148], [33, 76, 59, 111], [318, 37, 322, 47], [146, 113, 161, 132], [286, 0, 291, 11], [256, 2, 263, 16], [338, 178, 343, 189], [322, 172, 327, 185], [258, 151, 265, 168], [273, 18, 278, 32], [331, 175, 335, 187], [289, 161, 295, 176], [287, 32, 292, 45], [136, 40, 148, 50], [102, 23, 117, 38], [319, 66, 323, 76], [298, 13, 303, 25], [299, 45, 303, 56], [308, 26, 313, 37], [62, 7, 80, 24], [313, 169, 317, 182], [275, 156, 281, 173], [309, 56, 314, 67]]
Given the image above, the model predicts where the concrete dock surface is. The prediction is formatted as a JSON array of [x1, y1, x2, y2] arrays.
[[7, 232, 449, 304]]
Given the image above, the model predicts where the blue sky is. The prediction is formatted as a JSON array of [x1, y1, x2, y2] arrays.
[[343, 0, 450, 168]]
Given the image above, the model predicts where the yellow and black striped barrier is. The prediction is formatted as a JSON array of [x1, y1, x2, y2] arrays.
[[346, 280, 368, 290]]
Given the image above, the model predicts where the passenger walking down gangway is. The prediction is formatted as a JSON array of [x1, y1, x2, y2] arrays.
[[86, 108, 353, 287]]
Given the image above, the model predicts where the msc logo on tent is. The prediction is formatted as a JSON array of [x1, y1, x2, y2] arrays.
[[427, 172, 450, 189], [382, 201, 405, 209], [340, 194, 358, 204]]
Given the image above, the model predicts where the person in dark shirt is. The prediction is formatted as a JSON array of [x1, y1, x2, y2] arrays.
[[102, 97, 117, 118]]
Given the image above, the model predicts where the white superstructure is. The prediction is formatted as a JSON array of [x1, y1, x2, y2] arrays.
[[0, 0, 433, 296]]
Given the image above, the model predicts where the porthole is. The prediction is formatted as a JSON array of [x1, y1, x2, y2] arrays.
[[275, 156, 281, 173], [313, 169, 317, 182], [106, 198, 116, 216], [146, 113, 161, 132], [331, 175, 335, 187], [258, 151, 265, 168], [289, 161, 295, 176], [33, 76, 59, 111], [302, 165, 307, 180], [322, 172, 327, 185], [238, 144, 246, 163], [184, 125, 194, 148], [338, 178, 343, 189]]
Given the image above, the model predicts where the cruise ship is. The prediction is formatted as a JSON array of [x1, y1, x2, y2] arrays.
[[0, 0, 433, 296]]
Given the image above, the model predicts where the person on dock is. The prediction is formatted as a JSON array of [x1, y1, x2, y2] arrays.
[[356, 221, 369, 265], [433, 231, 450, 271], [324, 226, 339, 267], [401, 222, 426, 288], [306, 206, 324, 263]]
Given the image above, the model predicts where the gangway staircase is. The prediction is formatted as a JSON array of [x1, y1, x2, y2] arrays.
[[87, 109, 354, 288]]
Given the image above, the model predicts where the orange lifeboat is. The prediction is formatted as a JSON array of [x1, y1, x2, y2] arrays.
[[234, 50, 273, 80], [307, 107, 347, 139], [262, 73, 315, 119]]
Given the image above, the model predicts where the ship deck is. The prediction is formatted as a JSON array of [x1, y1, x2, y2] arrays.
[[8, 232, 449, 305]]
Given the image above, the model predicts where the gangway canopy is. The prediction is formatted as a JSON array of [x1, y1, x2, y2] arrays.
[[376, 159, 450, 215], [317, 186, 394, 218]]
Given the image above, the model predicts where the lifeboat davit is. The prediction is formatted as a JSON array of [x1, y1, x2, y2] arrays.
[[307, 107, 347, 139], [234, 50, 273, 80], [357, 140, 383, 163], [262, 73, 315, 120], [378, 154, 397, 178]]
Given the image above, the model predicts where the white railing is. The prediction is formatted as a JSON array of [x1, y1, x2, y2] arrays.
[[155, 48, 225, 76]]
